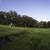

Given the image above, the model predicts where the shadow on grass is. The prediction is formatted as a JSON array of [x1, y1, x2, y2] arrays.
[[0, 31, 32, 50], [0, 31, 50, 50]]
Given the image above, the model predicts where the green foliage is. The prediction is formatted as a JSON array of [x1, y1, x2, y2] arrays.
[[0, 10, 50, 28], [39, 21, 47, 28], [47, 21, 50, 27], [0, 11, 38, 27]]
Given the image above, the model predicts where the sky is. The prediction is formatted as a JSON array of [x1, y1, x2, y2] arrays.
[[0, 0, 50, 21]]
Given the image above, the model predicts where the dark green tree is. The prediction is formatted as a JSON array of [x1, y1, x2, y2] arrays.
[[47, 21, 50, 27]]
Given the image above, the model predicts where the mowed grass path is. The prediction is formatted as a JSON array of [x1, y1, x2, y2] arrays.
[[0, 25, 50, 50]]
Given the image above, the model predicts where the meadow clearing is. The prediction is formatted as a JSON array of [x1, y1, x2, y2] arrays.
[[0, 25, 50, 50]]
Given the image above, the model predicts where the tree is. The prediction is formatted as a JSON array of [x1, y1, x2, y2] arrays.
[[0, 11, 6, 24], [6, 11, 17, 25], [47, 21, 50, 28], [39, 21, 47, 28], [22, 15, 38, 27], [0, 10, 50, 28]]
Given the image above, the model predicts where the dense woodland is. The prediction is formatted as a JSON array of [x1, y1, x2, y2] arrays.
[[0, 11, 50, 28]]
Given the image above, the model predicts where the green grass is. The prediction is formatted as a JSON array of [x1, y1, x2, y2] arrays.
[[0, 25, 50, 50]]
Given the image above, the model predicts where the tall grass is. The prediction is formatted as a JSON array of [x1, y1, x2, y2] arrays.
[[0, 25, 50, 50]]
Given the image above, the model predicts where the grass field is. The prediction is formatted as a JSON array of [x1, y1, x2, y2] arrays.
[[0, 25, 50, 50]]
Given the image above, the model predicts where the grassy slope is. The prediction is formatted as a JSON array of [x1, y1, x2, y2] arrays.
[[0, 25, 50, 50]]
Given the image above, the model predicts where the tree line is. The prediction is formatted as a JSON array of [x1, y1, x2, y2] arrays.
[[0, 10, 50, 28]]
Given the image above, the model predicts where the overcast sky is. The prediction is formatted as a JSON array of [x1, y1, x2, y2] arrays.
[[0, 0, 50, 21]]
